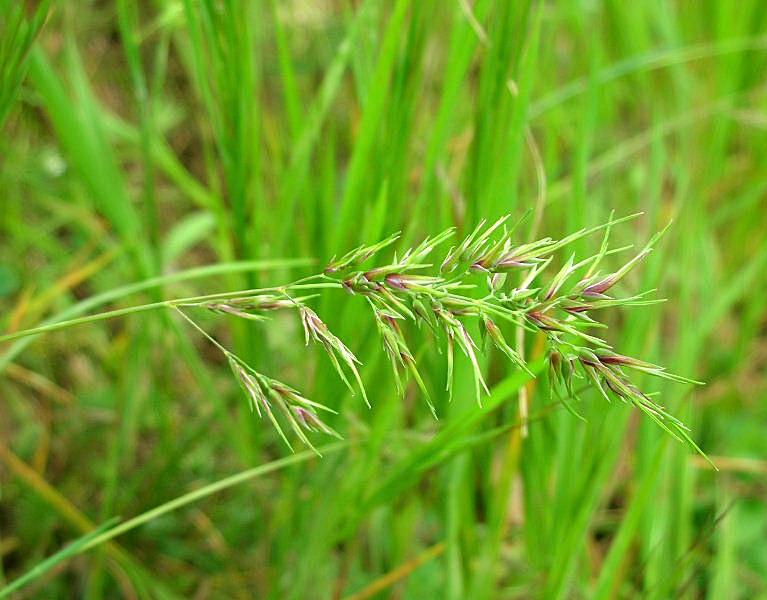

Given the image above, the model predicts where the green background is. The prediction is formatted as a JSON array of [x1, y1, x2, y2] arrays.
[[1, 1, 765, 598]]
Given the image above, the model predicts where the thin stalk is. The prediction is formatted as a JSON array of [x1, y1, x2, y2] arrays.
[[0, 300, 173, 342], [0, 279, 342, 344], [173, 307, 230, 356], [0, 277, 528, 345]]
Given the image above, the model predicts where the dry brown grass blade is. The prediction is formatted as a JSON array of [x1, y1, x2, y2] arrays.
[[690, 455, 767, 474], [6, 287, 34, 334], [5, 362, 74, 405], [3, 248, 116, 336], [27, 248, 118, 318], [341, 542, 446, 600]]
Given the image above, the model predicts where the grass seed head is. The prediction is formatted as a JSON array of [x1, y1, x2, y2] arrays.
[[189, 213, 705, 456]]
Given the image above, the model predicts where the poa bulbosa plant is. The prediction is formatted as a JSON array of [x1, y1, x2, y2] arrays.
[[0, 212, 707, 458]]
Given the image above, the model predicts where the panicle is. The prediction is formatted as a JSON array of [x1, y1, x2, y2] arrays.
[[183, 212, 706, 459]]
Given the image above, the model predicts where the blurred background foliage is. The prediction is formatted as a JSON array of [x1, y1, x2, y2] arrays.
[[1, 0, 766, 598]]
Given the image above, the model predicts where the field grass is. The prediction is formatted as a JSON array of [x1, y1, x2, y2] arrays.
[[1, 1, 766, 598]]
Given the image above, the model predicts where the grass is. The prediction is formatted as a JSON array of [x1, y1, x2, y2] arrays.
[[1, 1, 766, 598]]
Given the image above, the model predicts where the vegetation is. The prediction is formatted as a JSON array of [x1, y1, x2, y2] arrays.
[[1, 1, 765, 598]]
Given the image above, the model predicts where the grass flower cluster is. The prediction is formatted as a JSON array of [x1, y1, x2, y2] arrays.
[[164, 212, 705, 457], [0, 212, 705, 457]]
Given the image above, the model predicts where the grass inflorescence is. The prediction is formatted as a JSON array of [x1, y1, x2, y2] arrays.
[[4, 213, 706, 457]]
